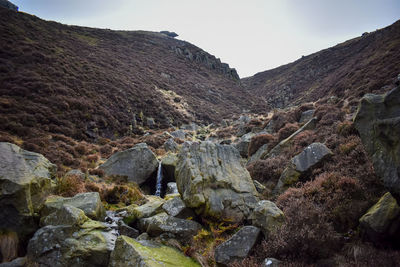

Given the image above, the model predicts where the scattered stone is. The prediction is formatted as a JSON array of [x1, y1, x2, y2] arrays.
[[359, 192, 400, 242], [249, 200, 284, 236], [214, 226, 261, 265], [41, 192, 106, 221], [0, 142, 56, 240], [354, 86, 400, 201], [176, 141, 259, 222], [162, 197, 195, 219], [253, 180, 267, 193], [164, 138, 179, 152], [99, 143, 159, 185], [138, 212, 201, 241], [109, 236, 200, 267], [171, 130, 187, 139], [27, 220, 116, 267], [274, 143, 332, 194], [166, 182, 179, 195], [66, 169, 86, 179], [263, 258, 282, 267], [299, 109, 315, 123]]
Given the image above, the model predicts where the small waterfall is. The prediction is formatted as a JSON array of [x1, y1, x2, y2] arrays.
[[155, 161, 163, 196]]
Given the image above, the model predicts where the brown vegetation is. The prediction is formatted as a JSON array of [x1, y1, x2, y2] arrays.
[[248, 134, 277, 156]]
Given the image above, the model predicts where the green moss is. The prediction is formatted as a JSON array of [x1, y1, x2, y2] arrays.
[[123, 236, 200, 267]]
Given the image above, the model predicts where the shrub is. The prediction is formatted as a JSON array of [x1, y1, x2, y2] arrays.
[[248, 134, 276, 156], [247, 156, 287, 190], [277, 123, 299, 142], [55, 175, 86, 197]]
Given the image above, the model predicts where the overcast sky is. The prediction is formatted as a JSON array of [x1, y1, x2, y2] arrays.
[[12, 0, 400, 78]]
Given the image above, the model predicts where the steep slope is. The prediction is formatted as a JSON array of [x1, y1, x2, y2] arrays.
[[242, 20, 400, 109], [0, 8, 265, 141]]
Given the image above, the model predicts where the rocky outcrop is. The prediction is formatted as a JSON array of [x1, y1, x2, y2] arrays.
[[109, 236, 200, 267], [41, 192, 106, 221], [0, 0, 18, 11], [0, 142, 56, 240], [214, 226, 261, 265], [249, 200, 284, 236], [359, 192, 400, 242], [175, 141, 259, 222], [274, 143, 332, 194], [99, 143, 159, 185], [354, 86, 400, 201]]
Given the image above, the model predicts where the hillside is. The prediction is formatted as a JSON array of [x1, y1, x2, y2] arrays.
[[242, 20, 400, 109], [0, 8, 265, 142]]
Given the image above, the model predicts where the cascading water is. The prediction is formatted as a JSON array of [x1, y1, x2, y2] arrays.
[[155, 161, 163, 196]]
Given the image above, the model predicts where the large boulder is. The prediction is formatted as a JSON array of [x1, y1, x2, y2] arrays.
[[359, 192, 400, 242], [138, 212, 202, 241], [353, 86, 400, 201], [274, 143, 332, 194], [175, 141, 259, 222], [214, 226, 261, 265], [249, 200, 284, 236], [41, 192, 106, 221], [99, 143, 158, 185], [27, 220, 116, 267], [0, 142, 56, 240], [109, 236, 200, 267]]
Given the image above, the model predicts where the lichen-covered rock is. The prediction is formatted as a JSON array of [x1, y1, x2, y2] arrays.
[[99, 143, 158, 185], [176, 141, 259, 223], [41, 192, 105, 221], [109, 236, 200, 267], [123, 197, 165, 225], [249, 200, 284, 236], [138, 212, 201, 241], [359, 192, 400, 241], [162, 197, 195, 219], [354, 86, 400, 201], [274, 143, 332, 194], [214, 226, 261, 265], [41, 204, 89, 227], [0, 142, 56, 240], [27, 220, 116, 267]]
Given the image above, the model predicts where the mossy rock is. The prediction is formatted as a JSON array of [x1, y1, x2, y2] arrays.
[[109, 235, 200, 267]]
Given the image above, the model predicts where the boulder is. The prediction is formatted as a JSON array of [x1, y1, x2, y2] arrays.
[[41, 192, 105, 221], [164, 138, 179, 152], [162, 197, 195, 219], [41, 204, 89, 227], [175, 141, 259, 223], [299, 109, 315, 123], [109, 235, 200, 267], [353, 86, 400, 201], [359, 192, 400, 242], [171, 130, 188, 139], [274, 143, 332, 194], [249, 200, 284, 236], [214, 226, 261, 265], [123, 197, 165, 225], [99, 143, 158, 185], [27, 220, 116, 267], [0, 142, 56, 240], [166, 182, 179, 195], [138, 212, 201, 241], [234, 132, 255, 158]]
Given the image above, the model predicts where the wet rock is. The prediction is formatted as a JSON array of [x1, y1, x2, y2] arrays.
[[162, 197, 195, 219], [27, 220, 116, 267], [354, 86, 400, 201], [138, 212, 201, 241], [41, 192, 105, 221], [176, 141, 259, 223], [274, 143, 332, 194], [109, 236, 200, 267], [0, 142, 55, 240], [99, 143, 158, 185], [249, 200, 284, 236], [359, 192, 400, 242], [214, 226, 261, 265]]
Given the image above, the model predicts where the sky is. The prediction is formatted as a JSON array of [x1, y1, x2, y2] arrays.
[[12, 0, 400, 78]]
